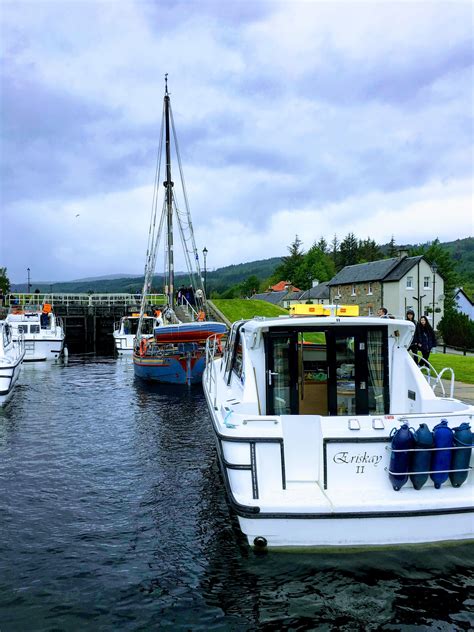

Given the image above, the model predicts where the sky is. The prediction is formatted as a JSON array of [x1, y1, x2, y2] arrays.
[[1, 0, 473, 284]]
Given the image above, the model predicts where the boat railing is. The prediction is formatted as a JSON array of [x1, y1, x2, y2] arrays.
[[419, 360, 455, 398], [205, 334, 221, 409]]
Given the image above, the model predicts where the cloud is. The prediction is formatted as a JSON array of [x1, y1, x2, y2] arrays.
[[0, 0, 472, 282]]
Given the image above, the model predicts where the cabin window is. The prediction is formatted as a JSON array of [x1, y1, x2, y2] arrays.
[[30, 325, 40, 334], [367, 283, 373, 295], [367, 329, 386, 414], [406, 276, 413, 289], [351, 284, 356, 296], [18, 325, 27, 334], [423, 276, 430, 289]]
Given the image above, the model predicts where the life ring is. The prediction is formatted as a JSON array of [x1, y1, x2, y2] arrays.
[[139, 338, 147, 357]]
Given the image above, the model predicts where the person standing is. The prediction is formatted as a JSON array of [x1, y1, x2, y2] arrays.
[[406, 309, 419, 363], [413, 316, 437, 367]]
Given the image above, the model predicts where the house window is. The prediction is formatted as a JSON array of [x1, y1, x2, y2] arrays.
[[423, 276, 430, 289], [406, 276, 413, 289], [368, 307, 373, 316], [367, 283, 373, 295], [351, 284, 356, 296], [335, 286, 341, 299]]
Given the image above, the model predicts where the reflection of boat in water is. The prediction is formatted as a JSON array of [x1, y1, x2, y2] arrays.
[[113, 312, 163, 354], [203, 307, 473, 548], [132, 76, 226, 385], [6, 304, 65, 362], [0, 320, 25, 405]]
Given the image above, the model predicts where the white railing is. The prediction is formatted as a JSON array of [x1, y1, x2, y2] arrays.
[[177, 294, 200, 321], [5, 293, 165, 308], [205, 333, 222, 409], [419, 360, 455, 398]]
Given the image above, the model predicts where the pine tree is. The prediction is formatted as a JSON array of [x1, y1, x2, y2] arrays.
[[273, 235, 305, 284], [387, 235, 398, 257], [339, 232, 359, 267]]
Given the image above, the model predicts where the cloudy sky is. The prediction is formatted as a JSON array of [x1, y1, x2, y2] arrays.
[[1, 0, 473, 283]]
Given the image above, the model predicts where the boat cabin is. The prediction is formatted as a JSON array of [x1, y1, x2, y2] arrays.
[[221, 314, 439, 418]]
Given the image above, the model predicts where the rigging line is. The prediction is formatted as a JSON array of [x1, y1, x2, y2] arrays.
[[169, 105, 204, 288], [143, 99, 165, 281]]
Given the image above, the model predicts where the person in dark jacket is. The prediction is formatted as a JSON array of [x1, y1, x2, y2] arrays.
[[406, 309, 419, 363], [413, 316, 437, 367]]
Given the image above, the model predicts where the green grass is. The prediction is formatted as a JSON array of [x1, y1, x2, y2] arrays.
[[428, 353, 474, 384], [211, 299, 288, 323]]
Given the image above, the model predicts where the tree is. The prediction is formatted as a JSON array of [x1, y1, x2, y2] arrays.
[[240, 275, 260, 298], [438, 311, 474, 349], [331, 234, 340, 269], [299, 242, 336, 288], [0, 268, 10, 295], [410, 239, 458, 313], [273, 235, 305, 284], [316, 237, 329, 255], [387, 235, 398, 257], [358, 238, 382, 263], [339, 232, 359, 267]]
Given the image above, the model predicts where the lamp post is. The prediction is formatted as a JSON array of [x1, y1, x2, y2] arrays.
[[202, 247, 208, 296], [431, 262, 438, 329], [27, 267, 31, 293], [413, 294, 426, 321]]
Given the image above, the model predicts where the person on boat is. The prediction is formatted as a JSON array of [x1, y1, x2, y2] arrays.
[[195, 287, 204, 302], [377, 307, 389, 318], [40, 311, 50, 328], [413, 315, 437, 367], [406, 309, 419, 363], [123, 318, 131, 334]]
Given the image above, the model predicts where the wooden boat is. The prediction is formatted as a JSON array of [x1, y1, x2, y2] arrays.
[[203, 307, 473, 548], [133, 76, 226, 385]]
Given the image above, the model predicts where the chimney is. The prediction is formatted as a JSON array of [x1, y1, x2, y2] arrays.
[[398, 249, 409, 259], [312, 279, 319, 287]]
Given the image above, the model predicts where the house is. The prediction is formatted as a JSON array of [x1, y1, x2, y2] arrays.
[[269, 280, 301, 292], [298, 281, 330, 305], [327, 253, 445, 324], [252, 290, 289, 307], [454, 287, 474, 320]]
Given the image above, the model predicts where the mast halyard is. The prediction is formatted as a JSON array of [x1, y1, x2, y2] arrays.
[[164, 76, 175, 310]]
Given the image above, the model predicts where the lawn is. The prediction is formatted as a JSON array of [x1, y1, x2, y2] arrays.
[[211, 299, 288, 323], [428, 353, 474, 384]]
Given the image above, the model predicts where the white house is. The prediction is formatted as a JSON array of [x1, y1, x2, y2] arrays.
[[454, 287, 474, 320]]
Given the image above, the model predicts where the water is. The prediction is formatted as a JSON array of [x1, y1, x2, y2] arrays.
[[1, 356, 472, 631]]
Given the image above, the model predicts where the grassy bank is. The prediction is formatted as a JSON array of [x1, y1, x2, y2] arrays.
[[428, 354, 474, 384], [211, 299, 288, 323]]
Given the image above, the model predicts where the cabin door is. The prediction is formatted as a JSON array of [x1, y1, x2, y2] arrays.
[[326, 327, 389, 416], [265, 332, 299, 415]]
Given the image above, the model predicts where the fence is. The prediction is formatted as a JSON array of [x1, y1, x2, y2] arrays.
[[4, 293, 165, 308]]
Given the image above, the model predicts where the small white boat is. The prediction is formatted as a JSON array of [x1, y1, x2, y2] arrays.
[[6, 305, 65, 362], [0, 321, 25, 405], [113, 312, 163, 354], [203, 307, 474, 549]]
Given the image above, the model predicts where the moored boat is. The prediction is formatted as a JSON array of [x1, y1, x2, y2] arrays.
[[203, 307, 474, 548], [6, 304, 65, 362], [113, 312, 163, 354], [132, 76, 227, 385], [0, 321, 25, 405]]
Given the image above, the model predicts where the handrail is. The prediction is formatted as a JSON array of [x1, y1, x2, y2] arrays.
[[205, 334, 221, 409], [419, 359, 456, 398], [178, 294, 199, 321], [5, 293, 165, 308]]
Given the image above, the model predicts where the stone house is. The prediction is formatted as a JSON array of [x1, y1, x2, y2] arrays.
[[327, 254, 445, 323]]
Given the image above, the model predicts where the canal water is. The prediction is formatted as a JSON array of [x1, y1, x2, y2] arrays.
[[0, 355, 472, 631]]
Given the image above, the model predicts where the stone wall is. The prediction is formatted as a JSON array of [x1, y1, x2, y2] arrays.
[[329, 282, 383, 316]]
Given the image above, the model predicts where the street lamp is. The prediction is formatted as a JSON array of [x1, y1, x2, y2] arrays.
[[413, 294, 426, 321], [431, 262, 438, 329], [27, 267, 31, 293], [202, 247, 208, 296]]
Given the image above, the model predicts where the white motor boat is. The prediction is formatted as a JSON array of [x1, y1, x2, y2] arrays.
[[113, 312, 163, 354], [0, 321, 25, 405], [203, 307, 473, 549], [6, 306, 65, 362]]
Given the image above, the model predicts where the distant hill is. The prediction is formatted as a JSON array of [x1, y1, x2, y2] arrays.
[[8, 238, 473, 296]]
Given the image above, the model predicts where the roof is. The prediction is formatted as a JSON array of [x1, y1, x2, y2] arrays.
[[455, 287, 474, 306], [328, 256, 424, 285], [299, 282, 330, 300], [252, 291, 288, 305], [270, 281, 301, 292]]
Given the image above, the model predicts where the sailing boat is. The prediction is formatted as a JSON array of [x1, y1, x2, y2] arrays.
[[133, 76, 226, 385]]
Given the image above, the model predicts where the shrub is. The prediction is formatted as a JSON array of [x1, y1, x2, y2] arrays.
[[437, 310, 474, 349]]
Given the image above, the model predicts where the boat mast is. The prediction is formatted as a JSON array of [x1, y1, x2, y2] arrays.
[[164, 74, 174, 310]]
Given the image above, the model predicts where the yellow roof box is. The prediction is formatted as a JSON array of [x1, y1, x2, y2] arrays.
[[290, 304, 359, 317]]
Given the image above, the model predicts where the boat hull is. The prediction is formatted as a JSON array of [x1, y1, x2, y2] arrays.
[[0, 356, 23, 405], [113, 334, 135, 354], [20, 337, 65, 362], [133, 353, 205, 385]]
